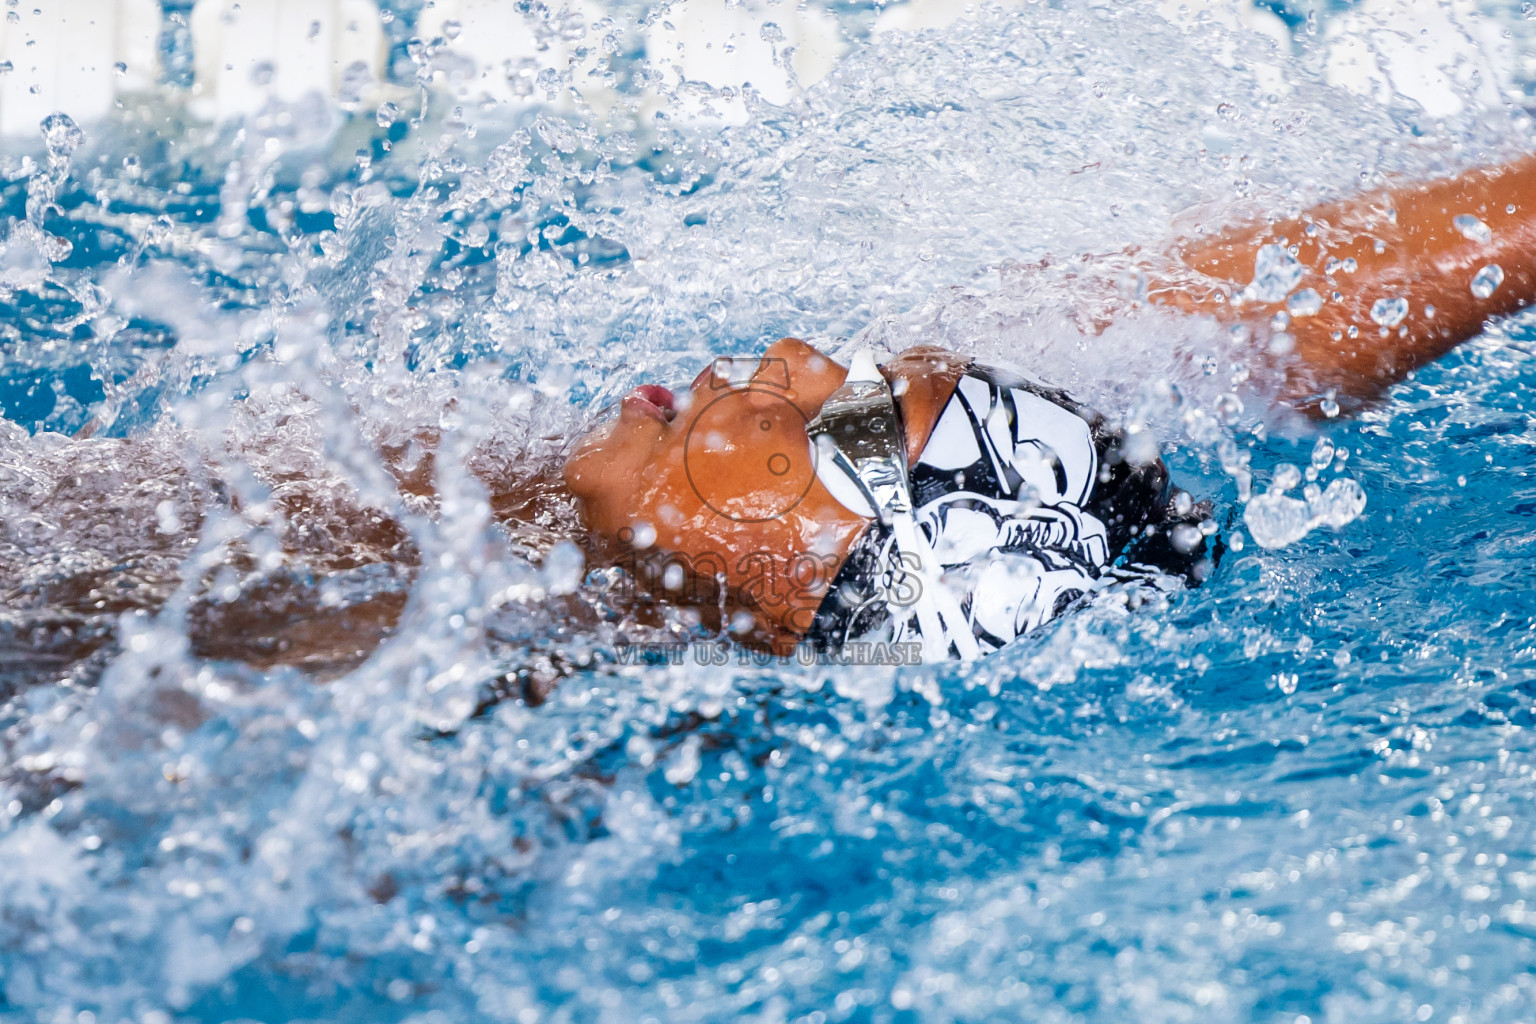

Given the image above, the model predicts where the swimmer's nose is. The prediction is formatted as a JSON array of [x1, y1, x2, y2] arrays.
[[621, 384, 676, 424]]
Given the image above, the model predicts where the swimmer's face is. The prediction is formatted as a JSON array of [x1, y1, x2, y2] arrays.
[[564, 338, 872, 639]]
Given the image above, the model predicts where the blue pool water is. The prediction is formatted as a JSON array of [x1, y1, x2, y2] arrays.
[[3, 1, 1536, 1022]]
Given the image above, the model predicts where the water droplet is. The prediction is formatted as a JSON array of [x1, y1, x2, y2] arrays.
[[112, 61, 127, 77], [39, 112, 82, 156], [1287, 288, 1322, 317], [461, 221, 490, 248], [1320, 396, 1341, 418], [1216, 102, 1237, 120], [1369, 296, 1408, 328], [760, 21, 784, 43], [1471, 263, 1504, 299], [557, 11, 587, 42], [375, 101, 399, 128], [0, 61, 12, 74], [1272, 463, 1301, 492], [443, 19, 461, 40], [1311, 436, 1335, 470], [535, 115, 579, 154], [1453, 214, 1491, 244], [506, 58, 538, 98], [1244, 243, 1303, 303]]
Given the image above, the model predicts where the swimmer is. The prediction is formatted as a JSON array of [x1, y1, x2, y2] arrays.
[[9, 154, 1536, 677], [564, 154, 1536, 662]]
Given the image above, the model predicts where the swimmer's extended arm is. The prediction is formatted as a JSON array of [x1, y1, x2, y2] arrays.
[[1154, 154, 1536, 408]]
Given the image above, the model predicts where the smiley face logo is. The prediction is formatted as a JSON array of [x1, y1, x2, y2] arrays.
[[683, 357, 819, 523]]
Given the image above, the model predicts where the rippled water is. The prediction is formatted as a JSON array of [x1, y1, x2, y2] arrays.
[[3, 1, 1536, 1021]]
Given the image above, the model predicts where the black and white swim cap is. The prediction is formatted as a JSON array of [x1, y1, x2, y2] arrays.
[[806, 355, 1212, 661]]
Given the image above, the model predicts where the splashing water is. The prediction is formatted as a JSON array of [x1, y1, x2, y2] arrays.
[[3, 2, 1536, 1022]]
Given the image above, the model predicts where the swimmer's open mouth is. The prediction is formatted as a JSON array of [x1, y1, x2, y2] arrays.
[[623, 384, 677, 424]]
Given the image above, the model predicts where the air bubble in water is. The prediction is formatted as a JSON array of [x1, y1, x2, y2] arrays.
[[1471, 263, 1504, 299], [1287, 287, 1322, 317], [1453, 214, 1491, 244], [760, 21, 785, 43], [1369, 296, 1408, 328], [442, 19, 462, 40]]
